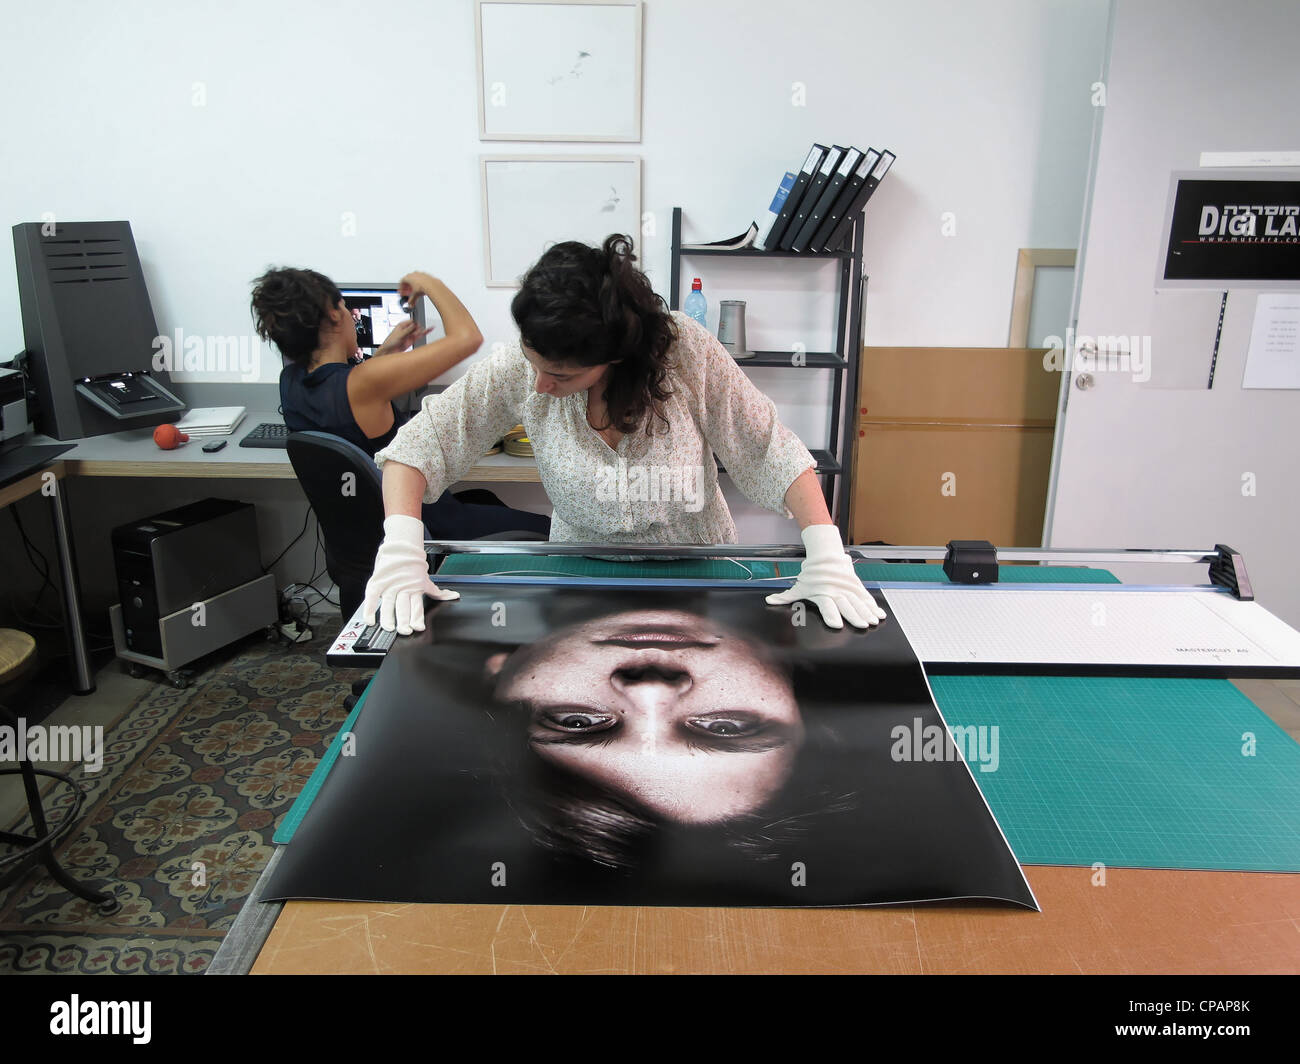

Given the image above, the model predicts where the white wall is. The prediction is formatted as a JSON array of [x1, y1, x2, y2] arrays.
[[1, 0, 1108, 545]]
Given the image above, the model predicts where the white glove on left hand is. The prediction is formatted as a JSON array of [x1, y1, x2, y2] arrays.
[[361, 514, 458, 635], [766, 524, 887, 630]]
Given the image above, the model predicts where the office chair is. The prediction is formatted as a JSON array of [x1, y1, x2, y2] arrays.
[[285, 432, 389, 622], [285, 431, 546, 622]]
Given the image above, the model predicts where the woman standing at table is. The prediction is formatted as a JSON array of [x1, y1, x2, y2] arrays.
[[363, 235, 882, 635]]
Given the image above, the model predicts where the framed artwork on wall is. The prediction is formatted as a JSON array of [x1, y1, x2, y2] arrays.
[[476, 0, 643, 142], [481, 154, 642, 287]]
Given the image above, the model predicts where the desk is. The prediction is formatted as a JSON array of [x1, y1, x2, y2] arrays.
[[212, 558, 1300, 976], [0, 452, 94, 694], [43, 411, 542, 483], [248, 865, 1297, 974]]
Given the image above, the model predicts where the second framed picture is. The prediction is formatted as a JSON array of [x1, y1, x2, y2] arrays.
[[481, 154, 642, 288]]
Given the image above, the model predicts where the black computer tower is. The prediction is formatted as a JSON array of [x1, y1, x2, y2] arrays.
[[112, 499, 265, 658]]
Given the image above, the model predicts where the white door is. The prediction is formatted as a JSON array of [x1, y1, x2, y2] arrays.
[[1045, 0, 1300, 629]]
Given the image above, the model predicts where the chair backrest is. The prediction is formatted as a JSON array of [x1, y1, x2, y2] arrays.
[[285, 431, 384, 620]]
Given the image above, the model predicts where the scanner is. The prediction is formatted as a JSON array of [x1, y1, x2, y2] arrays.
[[13, 220, 184, 440]]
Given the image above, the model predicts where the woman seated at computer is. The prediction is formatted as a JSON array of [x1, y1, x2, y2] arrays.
[[362, 234, 884, 636], [250, 267, 550, 539]]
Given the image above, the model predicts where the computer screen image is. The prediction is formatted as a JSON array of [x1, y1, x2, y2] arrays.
[[338, 284, 427, 356]]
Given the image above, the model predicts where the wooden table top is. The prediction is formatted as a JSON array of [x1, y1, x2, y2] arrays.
[[250, 865, 1300, 975]]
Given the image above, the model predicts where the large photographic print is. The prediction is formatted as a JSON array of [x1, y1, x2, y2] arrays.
[[264, 585, 1037, 910]]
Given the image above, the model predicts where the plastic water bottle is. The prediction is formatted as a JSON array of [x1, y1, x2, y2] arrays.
[[684, 278, 708, 329]]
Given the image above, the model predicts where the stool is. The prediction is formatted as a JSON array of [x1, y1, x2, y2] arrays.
[[0, 629, 118, 913]]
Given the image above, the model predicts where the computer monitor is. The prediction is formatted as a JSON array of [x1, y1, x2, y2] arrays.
[[337, 282, 434, 416], [338, 283, 429, 357]]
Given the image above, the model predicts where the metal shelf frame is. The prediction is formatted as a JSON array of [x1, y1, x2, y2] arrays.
[[668, 206, 864, 537]]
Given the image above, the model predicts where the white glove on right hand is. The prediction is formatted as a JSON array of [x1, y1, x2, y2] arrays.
[[361, 515, 459, 635], [765, 523, 887, 630]]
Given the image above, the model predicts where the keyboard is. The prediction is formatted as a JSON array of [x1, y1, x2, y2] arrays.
[[239, 422, 291, 448]]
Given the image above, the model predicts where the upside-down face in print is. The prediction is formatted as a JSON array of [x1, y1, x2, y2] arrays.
[[264, 584, 1037, 910]]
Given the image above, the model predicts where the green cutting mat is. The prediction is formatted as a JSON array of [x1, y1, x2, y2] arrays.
[[274, 682, 370, 845], [852, 562, 1120, 584], [867, 563, 1299, 870], [933, 675, 1300, 871], [438, 553, 779, 580]]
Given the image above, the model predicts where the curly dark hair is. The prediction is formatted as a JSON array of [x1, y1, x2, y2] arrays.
[[510, 234, 677, 435], [249, 267, 343, 366]]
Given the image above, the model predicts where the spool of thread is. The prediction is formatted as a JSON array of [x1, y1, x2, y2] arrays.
[[153, 424, 190, 450]]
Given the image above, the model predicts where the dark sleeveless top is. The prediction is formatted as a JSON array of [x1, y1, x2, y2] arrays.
[[279, 361, 401, 457]]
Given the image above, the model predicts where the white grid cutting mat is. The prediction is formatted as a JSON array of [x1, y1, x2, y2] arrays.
[[881, 586, 1300, 668]]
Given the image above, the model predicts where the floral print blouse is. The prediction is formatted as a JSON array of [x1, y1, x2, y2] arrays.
[[375, 312, 814, 543]]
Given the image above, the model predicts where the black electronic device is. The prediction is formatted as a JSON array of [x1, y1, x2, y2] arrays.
[[0, 359, 32, 455], [943, 539, 999, 585], [202, 439, 227, 453], [1209, 543, 1254, 601], [112, 499, 265, 659], [13, 220, 185, 440], [239, 422, 291, 448], [0, 442, 74, 491], [90, 374, 155, 405]]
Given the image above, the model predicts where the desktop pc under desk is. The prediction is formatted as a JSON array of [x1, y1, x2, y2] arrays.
[[23, 411, 541, 691]]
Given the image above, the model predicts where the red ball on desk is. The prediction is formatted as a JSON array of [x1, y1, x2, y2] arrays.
[[153, 424, 189, 450]]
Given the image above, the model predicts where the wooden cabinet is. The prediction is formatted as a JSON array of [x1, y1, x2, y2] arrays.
[[850, 347, 1059, 547]]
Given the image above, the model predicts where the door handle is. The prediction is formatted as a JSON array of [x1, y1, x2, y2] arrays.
[[1074, 337, 1098, 390]]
